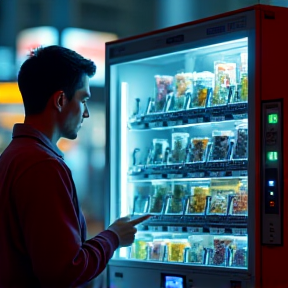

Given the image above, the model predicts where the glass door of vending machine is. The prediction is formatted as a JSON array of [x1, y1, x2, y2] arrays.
[[106, 28, 252, 287]]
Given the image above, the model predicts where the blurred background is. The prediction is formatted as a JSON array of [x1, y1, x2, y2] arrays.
[[0, 0, 286, 287]]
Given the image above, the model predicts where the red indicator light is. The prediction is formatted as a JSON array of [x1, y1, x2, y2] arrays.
[[270, 201, 275, 207]]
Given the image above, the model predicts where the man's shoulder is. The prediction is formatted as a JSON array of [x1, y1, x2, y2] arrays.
[[2, 139, 53, 159], [0, 138, 66, 174]]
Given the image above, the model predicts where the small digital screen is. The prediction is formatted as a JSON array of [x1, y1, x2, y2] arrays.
[[267, 151, 278, 161], [268, 180, 275, 187], [165, 276, 184, 288], [268, 113, 278, 124]]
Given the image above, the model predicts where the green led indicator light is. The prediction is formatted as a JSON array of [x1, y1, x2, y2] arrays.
[[268, 114, 278, 124], [267, 151, 278, 161]]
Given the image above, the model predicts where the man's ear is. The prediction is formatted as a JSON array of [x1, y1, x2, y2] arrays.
[[52, 90, 67, 112]]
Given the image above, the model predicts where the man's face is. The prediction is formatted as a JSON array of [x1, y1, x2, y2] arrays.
[[60, 75, 91, 140]]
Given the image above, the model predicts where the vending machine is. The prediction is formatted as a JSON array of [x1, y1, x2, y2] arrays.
[[105, 4, 288, 288]]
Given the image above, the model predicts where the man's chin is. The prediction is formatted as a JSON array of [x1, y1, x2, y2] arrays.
[[64, 133, 78, 140]]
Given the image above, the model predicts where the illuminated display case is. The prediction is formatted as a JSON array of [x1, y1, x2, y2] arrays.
[[111, 37, 248, 267]]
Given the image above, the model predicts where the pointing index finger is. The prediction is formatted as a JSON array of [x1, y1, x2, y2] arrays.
[[129, 214, 151, 226]]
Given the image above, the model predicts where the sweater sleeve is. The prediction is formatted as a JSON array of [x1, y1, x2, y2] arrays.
[[11, 159, 119, 287]]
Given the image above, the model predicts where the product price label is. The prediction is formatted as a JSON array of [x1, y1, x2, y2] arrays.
[[232, 170, 248, 177], [187, 117, 204, 124], [148, 174, 163, 179], [148, 226, 163, 232], [167, 174, 176, 179], [188, 118, 198, 124], [167, 226, 182, 232], [209, 227, 225, 234], [167, 174, 184, 179], [187, 227, 203, 233], [232, 113, 248, 120], [210, 115, 225, 122], [167, 120, 183, 126], [187, 172, 205, 178], [149, 121, 163, 128], [232, 228, 247, 235]]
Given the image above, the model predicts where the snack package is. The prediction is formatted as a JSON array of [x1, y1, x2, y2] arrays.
[[171, 133, 189, 163], [186, 186, 210, 215], [147, 241, 167, 261], [208, 179, 240, 215], [233, 123, 248, 160], [165, 184, 187, 215], [166, 72, 193, 111], [232, 52, 248, 103], [230, 238, 247, 267], [152, 138, 169, 164], [148, 184, 170, 214], [130, 237, 151, 260], [209, 130, 234, 161], [173, 183, 188, 198], [210, 62, 236, 107], [186, 236, 205, 264], [228, 178, 248, 215], [208, 237, 233, 266], [175, 73, 194, 97], [153, 75, 174, 113], [187, 138, 209, 163], [189, 71, 214, 109], [165, 195, 185, 215], [133, 195, 150, 215], [167, 239, 190, 262], [208, 194, 227, 214]]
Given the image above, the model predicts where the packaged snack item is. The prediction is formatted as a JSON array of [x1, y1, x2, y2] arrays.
[[186, 186, 210, 214], [187, 138, 209, 163], [152, 138, 169, 164], [208, 179, 240, 215], [147, 241, 166, 261], [210, 62, 236, 106], [189, 71, 214, 109], [165, 195, 185, 215], [209, 237, 233, 266], [233, 123, 248, 160], [175, 73, 193, 97], [171, 132, 189, 163], [148, 184, 170, 214], [234, 52, 248, 102], [130, 236, 152, 260], [208, 194, 227, 214], [209, 130, 234, 161], [133, 196, 150, 215], [229, 178, 248, 215], [230, 238, 247, 267], [167, 239, 190, 262], [165, 184, 187, 215], [186, 236, 205, 264], [239, 73, 248, 101], [172, 72, 194, 111], [153, 75, 174, 113]]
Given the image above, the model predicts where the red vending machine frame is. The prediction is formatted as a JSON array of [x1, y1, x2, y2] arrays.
[[105, 4, 288, 288]]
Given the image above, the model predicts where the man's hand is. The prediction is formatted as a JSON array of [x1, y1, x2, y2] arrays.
[[108, 214, 151, 247]]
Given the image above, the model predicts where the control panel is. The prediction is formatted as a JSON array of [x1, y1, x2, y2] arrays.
[[261, 100, 283, 245]]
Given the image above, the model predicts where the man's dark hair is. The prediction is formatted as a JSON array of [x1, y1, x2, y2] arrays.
[[18, 45, 96, 115]]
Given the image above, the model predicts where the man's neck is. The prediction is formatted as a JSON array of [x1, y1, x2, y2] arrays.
[[24, 114, 60, 145]]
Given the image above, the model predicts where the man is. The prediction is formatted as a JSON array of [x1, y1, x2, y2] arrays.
[[0, 45, 150, 287]]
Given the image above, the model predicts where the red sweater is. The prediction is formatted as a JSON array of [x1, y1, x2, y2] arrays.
[[0, 124, 119, 288]]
